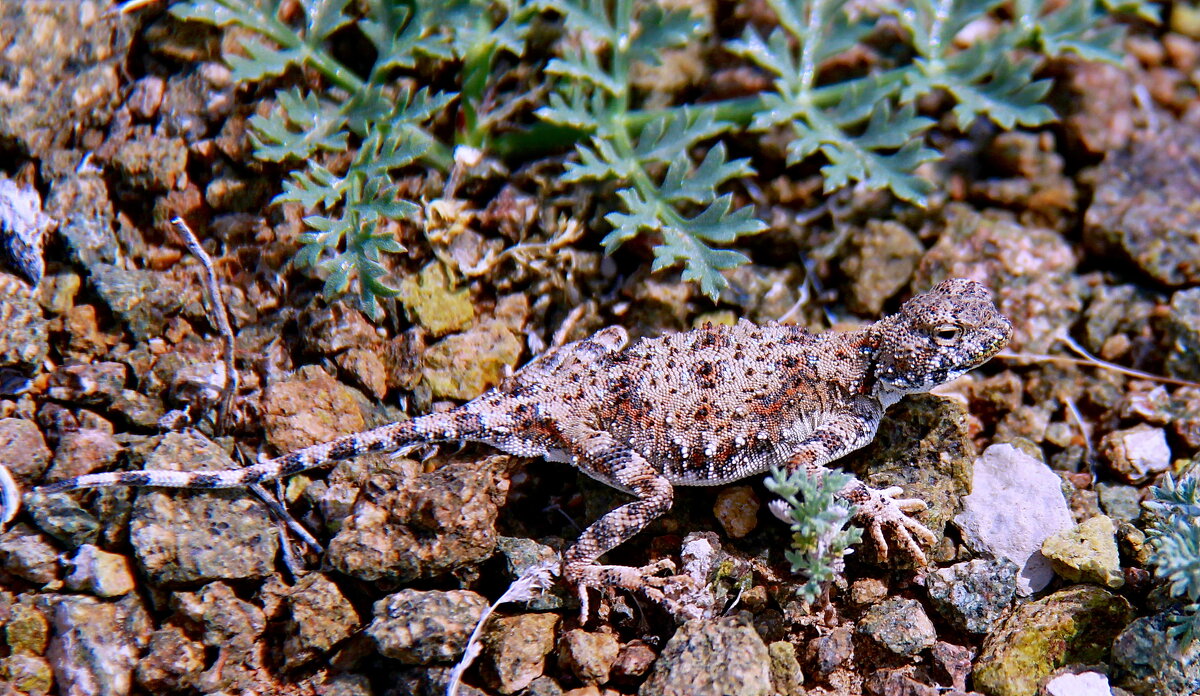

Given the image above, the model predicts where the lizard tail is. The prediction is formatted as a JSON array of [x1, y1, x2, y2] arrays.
[[38, 410, 482, 493]]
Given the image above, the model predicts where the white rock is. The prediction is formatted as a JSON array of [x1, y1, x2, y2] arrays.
[[1045, 671, 1113, 696], [65, 544, 136, 597], [954, 443, 1074, 595]]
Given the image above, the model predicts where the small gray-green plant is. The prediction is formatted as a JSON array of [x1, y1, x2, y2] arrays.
[[765, 466, 862, 603], [172, 0, 1157, 311], [1145, 472, 1200, 660]]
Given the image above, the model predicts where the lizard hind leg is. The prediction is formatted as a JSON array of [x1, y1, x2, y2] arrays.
[[561, 431, 705, 622]]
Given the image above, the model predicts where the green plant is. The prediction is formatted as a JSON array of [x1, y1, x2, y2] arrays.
[[765, 466, 862, 603], [536, 0, 767, 298], [171, 0, 534, 318], [1146, 473, 1200, 660], [173, 0, 1157, 310]]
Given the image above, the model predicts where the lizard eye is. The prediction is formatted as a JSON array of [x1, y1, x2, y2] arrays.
[[933, 324, 961, 344]]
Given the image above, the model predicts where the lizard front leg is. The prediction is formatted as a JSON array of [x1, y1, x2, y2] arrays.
[[784, 406, 937, 564], [560, 429, 700, 621]]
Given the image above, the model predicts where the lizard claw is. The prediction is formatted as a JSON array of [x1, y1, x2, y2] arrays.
[[568, 559, 706, 623], [860, 486, 938, 564]]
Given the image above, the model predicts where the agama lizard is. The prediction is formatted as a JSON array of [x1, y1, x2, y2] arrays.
[[39, 278, 1012, 615]]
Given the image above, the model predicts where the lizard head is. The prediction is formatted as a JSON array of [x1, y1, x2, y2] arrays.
[[871, 278, 1012, 396]]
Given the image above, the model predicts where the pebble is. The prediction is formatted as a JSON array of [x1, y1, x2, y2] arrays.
[[925, 557, 1018, 634], [46, 362, 127, 404], [954, 443, 1074, 594], [128, 431, 277, 584], [856, 597, 937, 657], [1110, 612, 1200, 696], [1165, 288, 1200, 381], [64, 544, 135, 597], [1100, 425, 1172, 484], [134, 626, 205, 693], [6, 601, 49, 655], [0, 526, 59, 584], [0, 273, 49, 372], [557, 628, 619, 685], [281, 572, 360, 666], [712, 485, 759, 538], [973, 586, 1133, 696], [422, 320, 523, 400], [366, 588, 488, 664], [1041, 515, 1124, 588], [1045, 671, 1114, 696], [42, 593, 151, 696], [397, 261, 474, 337], [328, 457, 507, 583], [44, 427, 123, 483], [0, 418, 51, 484], [0, 654, 53, 695], [639, 614, 771, 696], [263, 365, 366, 453], [480, 612, 560, 694]]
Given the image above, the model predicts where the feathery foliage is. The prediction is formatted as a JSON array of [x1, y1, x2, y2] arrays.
[[537, 0, 766, 298], [1146, 473, 1200, 660], [173, 0, 1156, 308], [765, 466, 862, 603]]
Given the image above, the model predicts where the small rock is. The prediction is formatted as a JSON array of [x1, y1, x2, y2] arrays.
[[480, 612, 560, 694], [0, 418, 51, 484], [1100, 425, 1171, 483], [1083, 117, 1200, 288], [930, 642, 972, 692], [366, 589, 488, 664], [925, 557, 1018, 634], [0, 273, 49, 372], [840, 220, 924, 315], [129, 431, 277, 584], [853, 394, 976, 556], [43, 594, 150, 696], [46, 362, 127, 404], [0, 178, 52, 287], [328, 457, 507, 582], [524, 676, 565, 696], [298, 302, 381, 355], [110, 134, 188, 190], [610, 640, 656, 686], [422, 320, 523, 400], [0, 654, 53, 695], [0, 526, 59, 585], [849, 578, 889, 606], [713, 485, 759, 539], [23, 488, 103, 548], [108, 389, 165, 428], [263, 366, 366, 453], [807, 625, 854, 676], [88, 263, 185, 340], [639, 614, 771, 696], [281, 572, 360, 666], [1045, 671, 1114, 696], [398, 262, 474, 337], [1096, 482, 1143, 522], [857, 597, 937, 657], [1041, 515, 1123, 588], [64, 544, 135, 597], [863, 669, 939, 696], [954, 443, 1074, 594], [134, 626, 205, 693], [336, 347, 389, 400], [6, 601, 49, 655], [768, 641, 804, 696], [558, 629, 620, 685], [44, 427, 124, 483], [973, 585, 1134, 696], [1111, 612, 1200, 696]]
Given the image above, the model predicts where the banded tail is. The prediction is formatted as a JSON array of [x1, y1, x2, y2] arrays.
[[37, 409, 484, 493]]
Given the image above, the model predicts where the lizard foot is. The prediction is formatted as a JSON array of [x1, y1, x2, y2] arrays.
[[567, 559, 705, 623], [859, 486, 938, 564]]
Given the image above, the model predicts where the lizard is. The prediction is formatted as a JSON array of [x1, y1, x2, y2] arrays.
[[37, 278, 1012, 616]]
